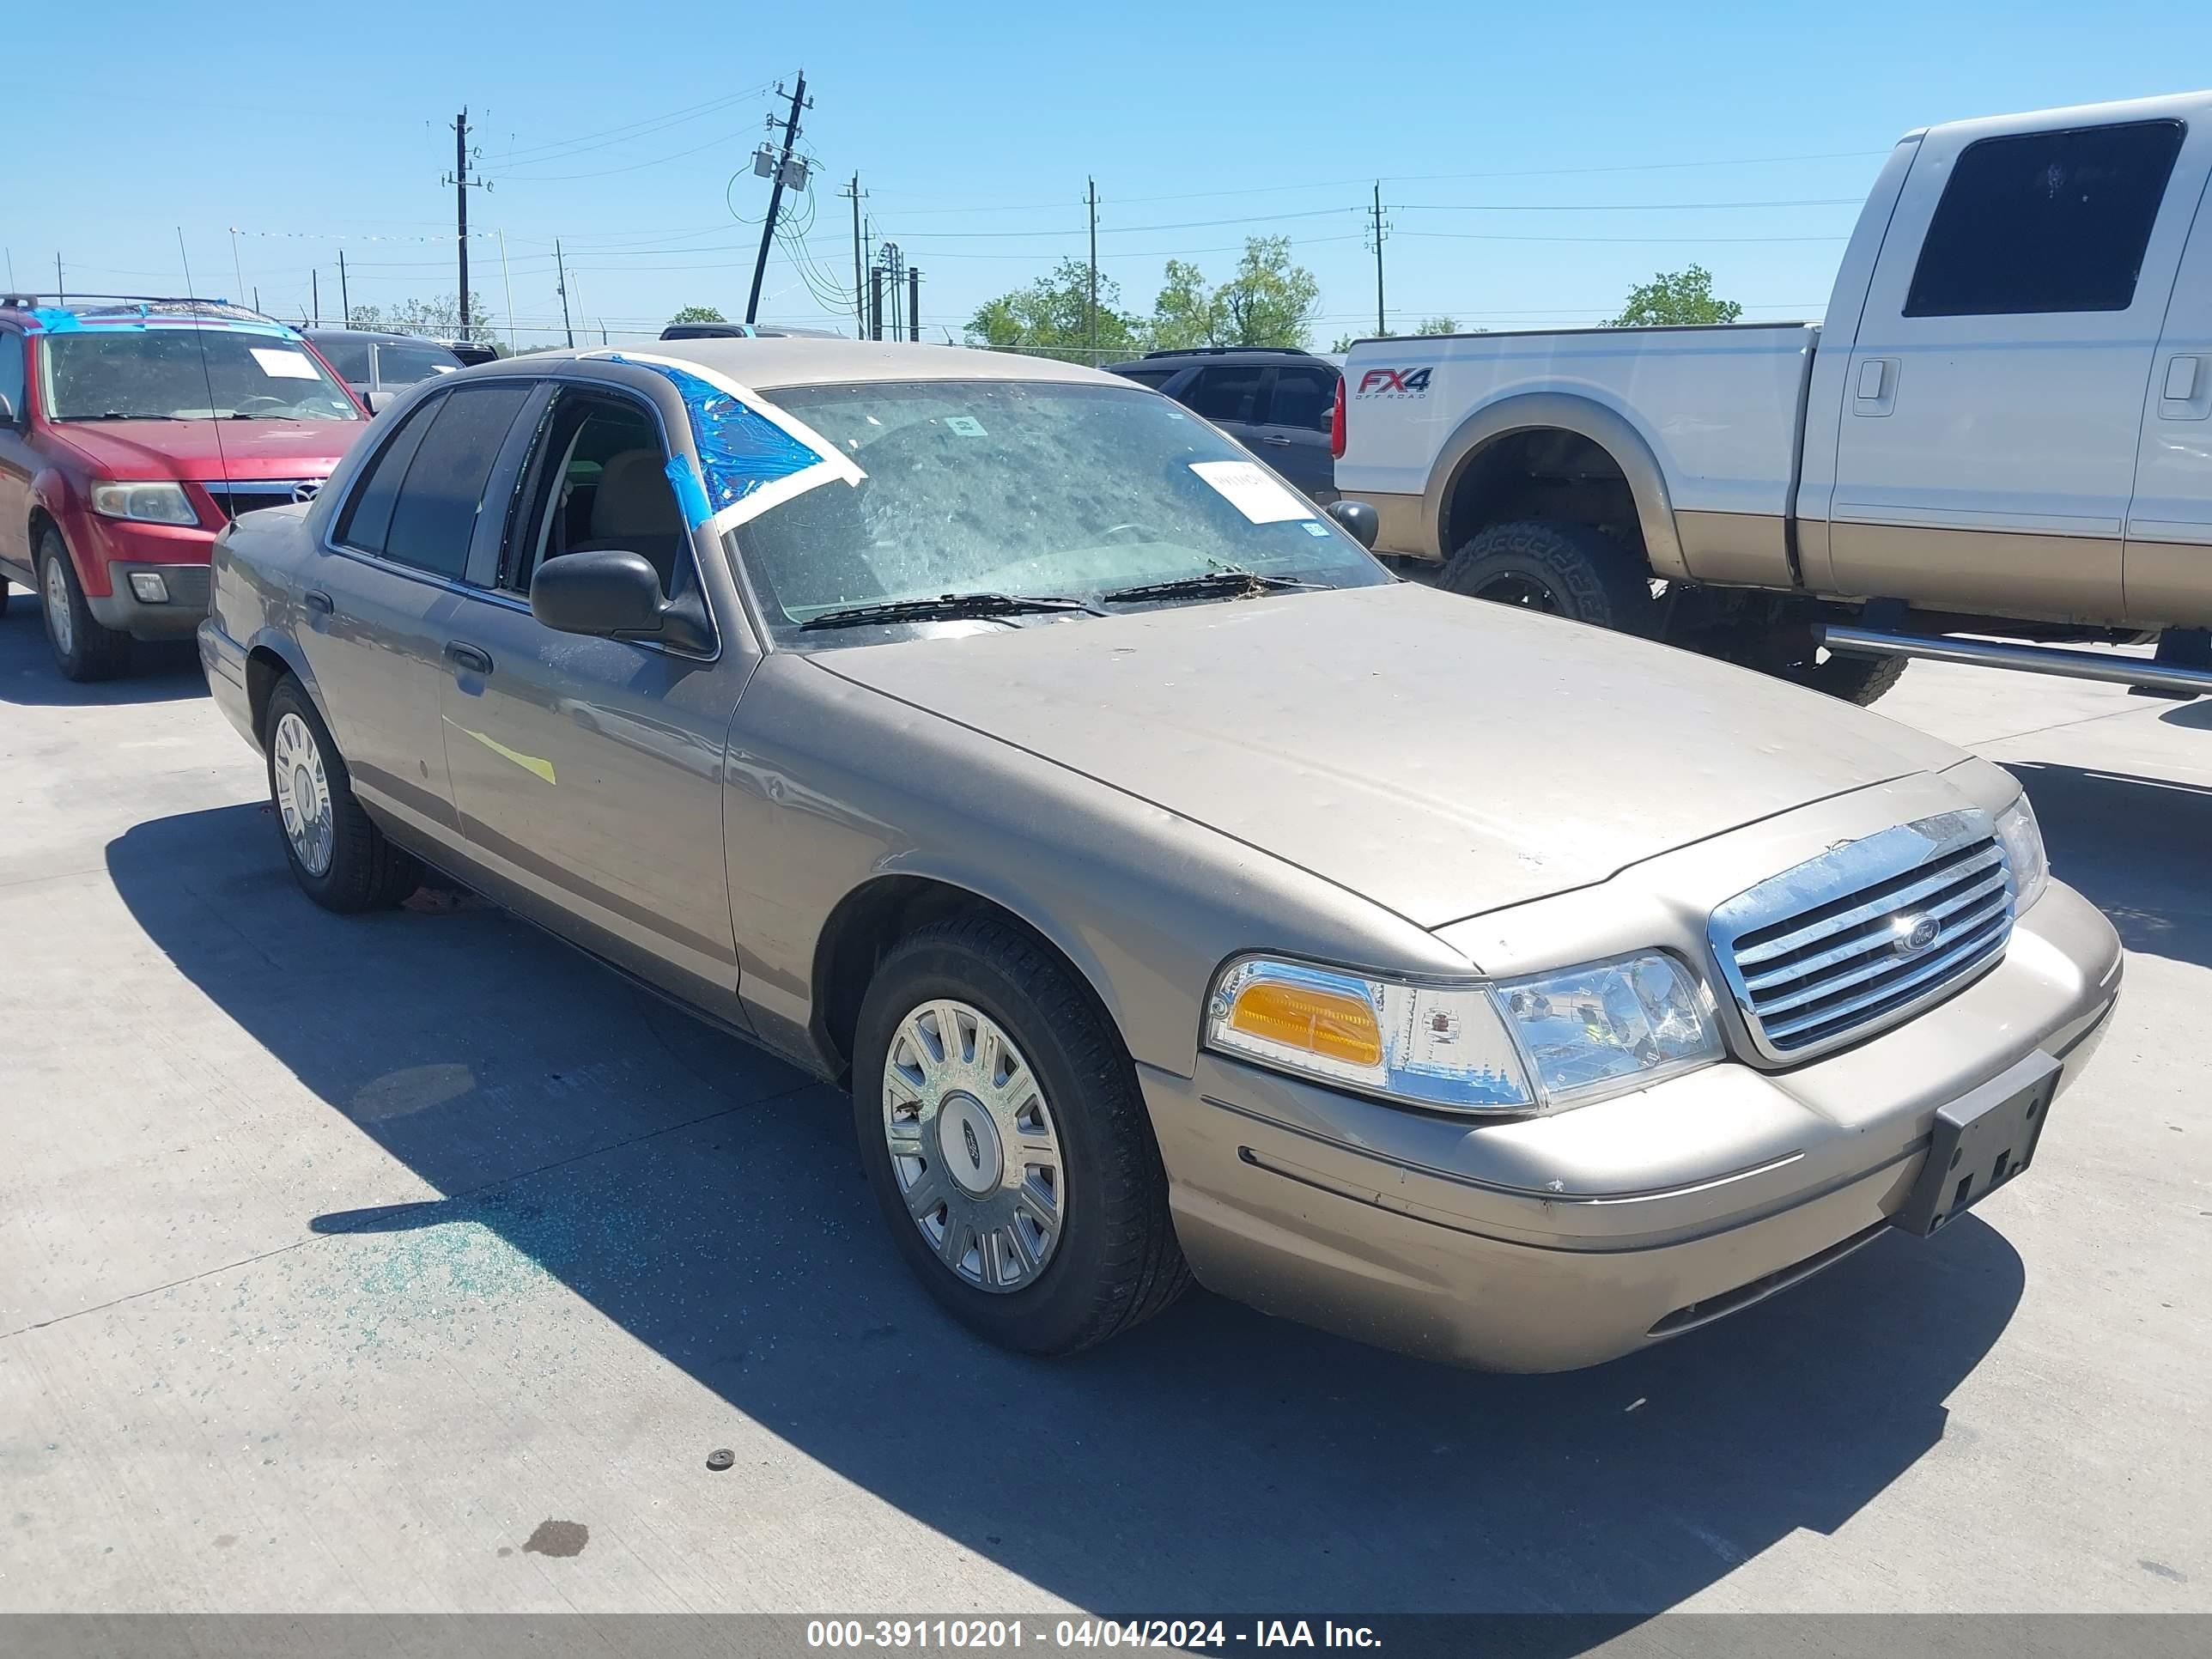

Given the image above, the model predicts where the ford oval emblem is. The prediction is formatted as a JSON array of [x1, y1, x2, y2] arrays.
[[1894, 915, 1942, 957]]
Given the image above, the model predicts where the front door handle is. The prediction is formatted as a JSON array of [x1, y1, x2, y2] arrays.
[[1260, 434, 1293, 446], [303, 588, 334, 615], [445, 641, 494, 676]]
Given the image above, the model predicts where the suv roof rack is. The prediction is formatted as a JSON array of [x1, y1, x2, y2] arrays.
[[0, 292, 279, 325], [1139, 344, 1313, 359]]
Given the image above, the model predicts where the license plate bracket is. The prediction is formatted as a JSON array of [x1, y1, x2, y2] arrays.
[[1893, 1051, 2061, 1237]]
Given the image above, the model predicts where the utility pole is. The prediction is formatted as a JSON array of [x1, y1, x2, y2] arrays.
[[842, 173, 866, 339], [908, 264, 921, 343], [1086, 177, 1099, 364], [496, 231, 516, 352], [868, 266, 883, 342], [745, 72, 811, 325], [338, 251, 350, 328], [1367, 182, 1389, 337], [443, 108, 492, 338], [228, 230, 244, 307], [553, 239, 574, 348], [311, 269, 320, 327], [55, 254, 64, 304]]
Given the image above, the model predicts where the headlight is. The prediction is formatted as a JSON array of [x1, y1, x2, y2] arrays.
[[90, 481, 198, 526], [1205, 951, 1722, 1115], [1994, 794, 2049, 913]]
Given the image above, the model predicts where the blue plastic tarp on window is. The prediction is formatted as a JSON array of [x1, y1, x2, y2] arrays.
[[609, 356, 823, 519]]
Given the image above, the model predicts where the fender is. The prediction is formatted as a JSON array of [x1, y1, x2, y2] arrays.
[[1424, 390, 1690, 581], [241, 623, 334, 734], [27, 466, 106, 592]]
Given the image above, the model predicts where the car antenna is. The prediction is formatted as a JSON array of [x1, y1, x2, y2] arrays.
[[175, 228, 235, 517]]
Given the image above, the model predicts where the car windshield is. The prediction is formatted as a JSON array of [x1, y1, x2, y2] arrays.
[[729, 379, 1387, 644], [41, 328, 363, 422], [378, 341, 463, 386]]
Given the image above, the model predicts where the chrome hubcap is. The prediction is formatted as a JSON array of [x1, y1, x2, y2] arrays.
[[883, 1000, 1065, 1293], [270, 712, 336, 876], [42, 557, 73, 656]]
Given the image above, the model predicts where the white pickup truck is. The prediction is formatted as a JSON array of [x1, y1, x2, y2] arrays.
[[1334, 90, 2212, 702]]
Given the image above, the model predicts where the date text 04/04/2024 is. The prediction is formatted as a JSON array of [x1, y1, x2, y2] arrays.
[[804, 1620, 1383, 1650]]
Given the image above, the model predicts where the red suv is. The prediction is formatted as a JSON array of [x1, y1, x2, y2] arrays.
[[0, 296, 368, 679]]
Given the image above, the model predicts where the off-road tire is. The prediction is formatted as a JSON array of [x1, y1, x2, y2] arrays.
[[1438, 519, 1660, 636], [264, 676, 422, 913], [1794, 651, 1909, 706], [853, 912, 1189, 1356], [38, 526, 131, 681]]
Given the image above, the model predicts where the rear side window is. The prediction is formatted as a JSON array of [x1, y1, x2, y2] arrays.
[[1184, 364, 1262, 422], [1905, 120, 2185, 317], [1116, 368, 1176, 387], [380, 385, 532, 578], [315, 336, 372, 382], [1265, 365, 1336, 432], [335, 394, 443, 555]]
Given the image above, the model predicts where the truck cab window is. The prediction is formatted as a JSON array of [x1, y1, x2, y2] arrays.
[[1905, 120, 2185, 317]]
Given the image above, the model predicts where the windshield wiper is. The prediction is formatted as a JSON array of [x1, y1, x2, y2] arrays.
[[1100, 567, 1325, 605], [799, 592, 1106, 631], [74, 411, 188, 422]]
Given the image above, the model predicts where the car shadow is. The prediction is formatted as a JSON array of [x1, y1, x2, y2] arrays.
[[2157, 696, 2212, 730], [2009, 759, 2212, 973], [0, 592, 208, 705], [106, 802, 2025, 1625]]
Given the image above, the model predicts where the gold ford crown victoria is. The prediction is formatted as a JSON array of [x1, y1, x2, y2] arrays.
[[198, 339, 2124, 1371]]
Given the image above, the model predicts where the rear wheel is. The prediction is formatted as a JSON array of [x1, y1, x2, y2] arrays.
[[853, 913, 1188, 1356], [38, 527, 131, 681], [1438, 519, 1659, 635], [264, 676, 421, 912]]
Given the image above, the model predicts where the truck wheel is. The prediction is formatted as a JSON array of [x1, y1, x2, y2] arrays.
[[852, 912, 1189, 1357], [264, 676, 422, 912], [37, 527, 131, 682], [1792, 651, 1908, 706], [1439, 520, 1659, 636]]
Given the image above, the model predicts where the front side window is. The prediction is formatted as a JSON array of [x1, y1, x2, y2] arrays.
[[375, 341, 464, 388], [313, 335, 373, 383], [504, 390, 689, 598], [0, 330, 24, 419], [40, 328, 364, 422], [729, 379, 1389, 646], [1905, 120, 2185, 317]]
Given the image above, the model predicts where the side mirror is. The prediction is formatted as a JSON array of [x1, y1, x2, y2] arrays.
[[1326, 498, 1378, 550], [364, 389, 397, 414], [530, 550, 712, 653], [0, 392, 15, 425]]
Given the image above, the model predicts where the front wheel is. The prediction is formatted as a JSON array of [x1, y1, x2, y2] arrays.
[[852, 913, 1188, 1356], [38, 528, 131, 681], [264, 676, 422, 912]]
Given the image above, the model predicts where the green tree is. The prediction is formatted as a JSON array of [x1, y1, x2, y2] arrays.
[[1611, 264, 1741, 327], [1212, 236, 1321, 348], [1148, 259, 1217, 351], [1413, 316, 1462, 335], [966, 258, 1144, 363], [669, 304, 727, 325], [345, 292, 495, 343], [1332, 317, 1470, 350]]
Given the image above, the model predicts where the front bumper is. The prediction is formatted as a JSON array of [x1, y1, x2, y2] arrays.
[[1146, 878, 2123, 1372], [67, 511, 217, 641], [86, 560, 214, 639]]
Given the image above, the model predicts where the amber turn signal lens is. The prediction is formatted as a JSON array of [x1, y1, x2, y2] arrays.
[[1227, 981, 1383, 1066]]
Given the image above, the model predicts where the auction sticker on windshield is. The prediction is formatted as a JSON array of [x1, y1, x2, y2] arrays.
[[1190, 459, 1314, 524], [248, 348, 321, 380]]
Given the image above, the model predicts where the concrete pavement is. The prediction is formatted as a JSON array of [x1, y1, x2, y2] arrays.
[[1, 596, 2207, 1616]]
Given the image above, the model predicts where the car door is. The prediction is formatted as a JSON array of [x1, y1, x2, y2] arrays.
[[1827, 115, 2199, 622], [308, 380, 534, 844], [434, 376, 749, 1017], [2126, 161, 2212, 627], [0, 326, 33, 583], [1249, 363, 1340, 502]]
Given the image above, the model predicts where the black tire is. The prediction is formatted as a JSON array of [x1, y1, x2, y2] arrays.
[[263, 676, 421, 913], [37, 526, 131, 681], [1791, 650, 1909, 706], [1438, 519, 1659, 635], [852, 912, 1189, 1356]]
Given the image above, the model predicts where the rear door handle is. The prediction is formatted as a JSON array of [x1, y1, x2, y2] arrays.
[[2159, 353, 2211, 421], [303, 588, 334, 615], [1260, 434, 1292, 446], [1852, 356, 1899, 417], [445, 642, 494, 676]]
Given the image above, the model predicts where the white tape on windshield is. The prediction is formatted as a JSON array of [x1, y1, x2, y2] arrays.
[[250, 347, 321, 380], [1189, 459, 1315, 525]]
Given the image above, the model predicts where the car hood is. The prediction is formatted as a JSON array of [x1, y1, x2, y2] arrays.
[[49, 418, 364, 481], [811, 581, 1968, 930]]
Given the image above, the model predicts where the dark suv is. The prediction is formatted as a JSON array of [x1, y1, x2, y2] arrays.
[[1105, 347, 1339, 502]]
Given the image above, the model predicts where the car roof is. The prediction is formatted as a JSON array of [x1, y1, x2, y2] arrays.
[[545, 338, 1123, 392], [303, 328, 459, 350]]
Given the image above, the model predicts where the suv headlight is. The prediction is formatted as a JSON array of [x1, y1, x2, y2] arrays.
[[1994, 794, 2049, 913], [90, 481, 198, 526], [1205, 951, 1723, 1115]]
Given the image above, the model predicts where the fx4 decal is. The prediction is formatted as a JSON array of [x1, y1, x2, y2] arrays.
[[1355, 366, 1433, 398]]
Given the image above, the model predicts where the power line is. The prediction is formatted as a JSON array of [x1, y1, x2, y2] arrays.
[[494, 87, 773, 168]]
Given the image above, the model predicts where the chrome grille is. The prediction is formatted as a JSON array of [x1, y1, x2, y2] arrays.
[[204, 481, 318, 522], [1710, 812, 2014, 1062]]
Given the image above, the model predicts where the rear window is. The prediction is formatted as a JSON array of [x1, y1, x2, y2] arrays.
[[1905, 120, 2185, 317]]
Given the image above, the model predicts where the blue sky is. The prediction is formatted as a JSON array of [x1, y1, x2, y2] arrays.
[[14, 1, 2205, 348]]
